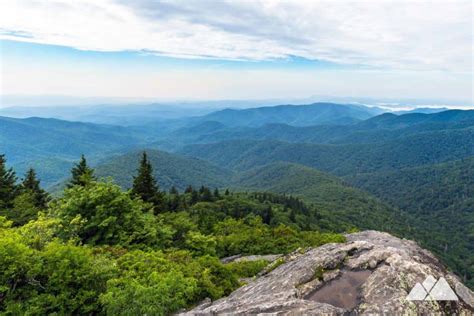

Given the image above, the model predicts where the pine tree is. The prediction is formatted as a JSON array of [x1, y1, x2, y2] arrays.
[[213, 188, 220, 199], [68, 155, 96, 188], [169, 186, 179, 195], [200, 186, 213, 202], [224, 188, 230, 196], [21, 168, 49, 209], [184, 185, 193, 194], [0, 154, 17, 210], [262, 204, 274, 225], [131, 152, 161, 204], [289, 208, 297, 222], [190, 190, 199, 204]]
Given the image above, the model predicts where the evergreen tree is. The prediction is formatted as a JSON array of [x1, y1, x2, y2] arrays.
[[0, 154, 18, 210], [168, 194, 181, 212], [190, 190, 199, 204], [131, 152, 161, 205], [224, 189, 230, 196], [21, 168, 49, 209], [169, 186, 179, 195], [262, 205, 274, 225], [184, 185, 193, 194], [289, 208, 297, 222], [68, 155, 96, 188], [213, 188, 220, 199], [200, 186, 213, 202]]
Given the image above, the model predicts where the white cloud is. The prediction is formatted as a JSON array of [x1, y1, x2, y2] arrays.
[[0, 0, 472, 71]]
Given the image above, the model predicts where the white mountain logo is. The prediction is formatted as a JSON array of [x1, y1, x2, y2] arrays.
[[406, 275, 458, 301]]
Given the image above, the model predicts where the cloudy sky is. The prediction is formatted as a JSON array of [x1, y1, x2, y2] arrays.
[[0, 0, 472, 104]]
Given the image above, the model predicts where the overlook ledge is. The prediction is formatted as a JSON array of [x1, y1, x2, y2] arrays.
[[182, 230, 473, 315]]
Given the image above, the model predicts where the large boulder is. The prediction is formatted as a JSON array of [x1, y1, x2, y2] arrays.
[[182, 231, 473, 315]]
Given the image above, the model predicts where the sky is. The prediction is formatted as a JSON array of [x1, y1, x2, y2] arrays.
[[0, 0, 472, 105]]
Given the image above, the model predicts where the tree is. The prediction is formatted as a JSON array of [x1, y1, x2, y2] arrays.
[[68, 155, 96, 188], [51, 180, 172, 247], [8, 192, 40, 226], [213, 188, 220, 199], [170, 186, 179, 195], [185, 231, 217, 256], [200, 186, 213, 202], [185, 185, 193, 194], [131, 152, 161, 205], [20, 168, 49, 209], [262, 205, 273, 225], [0, 154, 17, 211], [289, 207, 297, 222]]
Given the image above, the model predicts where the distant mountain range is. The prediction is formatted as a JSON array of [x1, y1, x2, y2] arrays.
[[152, 109, 474, 150], [2, 101, 473, 287], [191, 102, 384, 127], [2, 104, 473, 186]]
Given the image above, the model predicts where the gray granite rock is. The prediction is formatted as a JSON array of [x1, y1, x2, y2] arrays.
[[181, 230, 473, 315]]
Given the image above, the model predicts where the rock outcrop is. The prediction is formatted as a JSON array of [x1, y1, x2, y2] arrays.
[[183, 231, 473, 315]]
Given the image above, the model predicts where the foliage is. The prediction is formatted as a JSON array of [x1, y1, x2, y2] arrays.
[[8, 192, 41, 226], [0, 222, 116, 315], [67, 154, 96, 188], [0, 159, 347, 314], [0, 154, 17, 212], [20, 168, 50, 209], [50, 180, 171, 247], [131, 151, 162, 206], [226, 259, 269, 278]]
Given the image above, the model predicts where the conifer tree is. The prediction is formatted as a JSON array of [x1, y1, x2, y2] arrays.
[[21, 168, 49, 209], [262, 204, 274, 225], [213, 188, 220, 199], [131, 152, 160, 204], [200, 186, 213, 202], [184, 185, 193, 194], [289, 207, 297, 222], [0, 154, 17, 209], [190, 190, 199, 204], [68, 155, 96, 188], [170, 186, 179, 195]]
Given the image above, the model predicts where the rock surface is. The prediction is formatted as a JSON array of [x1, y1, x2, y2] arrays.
[[182, 230, 474, 315], [221, 254, 283, 264]]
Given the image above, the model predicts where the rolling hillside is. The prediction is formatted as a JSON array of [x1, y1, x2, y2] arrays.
[[179, 127, 474, 175], [94, 149, 233, 191], [348, 157, 474, 213], [0, 116, 142, 162], [87, 149, 407, 232], [232, 162, 409, 233], [91, 150, 409, 235]]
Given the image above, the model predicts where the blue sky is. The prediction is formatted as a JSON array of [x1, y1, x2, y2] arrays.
[[0, 1, 472, 104]]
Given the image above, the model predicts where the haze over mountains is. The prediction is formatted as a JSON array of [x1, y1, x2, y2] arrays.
[[1, 101, 473, 288]]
